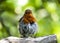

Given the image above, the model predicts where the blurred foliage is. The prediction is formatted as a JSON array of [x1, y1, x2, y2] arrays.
[[0, 0, 60, 43]]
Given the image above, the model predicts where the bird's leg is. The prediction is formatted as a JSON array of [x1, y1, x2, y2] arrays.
[[21, 35, 28, 38], [30, 34, 37, 38]]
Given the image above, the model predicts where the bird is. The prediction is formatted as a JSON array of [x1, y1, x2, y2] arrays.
[[19, 9, 38, 38]]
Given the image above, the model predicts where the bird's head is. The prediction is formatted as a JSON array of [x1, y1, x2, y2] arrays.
[[24, 9, 32, 14]]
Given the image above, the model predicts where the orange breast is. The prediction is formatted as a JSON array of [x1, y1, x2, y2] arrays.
[[23, 14, 36, 24]]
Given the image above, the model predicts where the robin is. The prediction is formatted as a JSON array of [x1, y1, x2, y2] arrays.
[[19, 9, 38, 38]]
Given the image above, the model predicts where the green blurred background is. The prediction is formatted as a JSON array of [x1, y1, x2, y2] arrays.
[[0, 0, 60, 43]]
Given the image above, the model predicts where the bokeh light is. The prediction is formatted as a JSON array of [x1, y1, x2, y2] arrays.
[[17, 0, 28, 6]]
